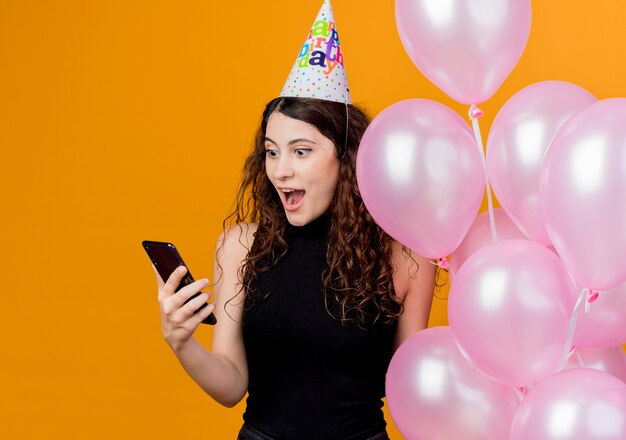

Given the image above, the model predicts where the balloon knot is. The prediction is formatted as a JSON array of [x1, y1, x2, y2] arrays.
[[437, 257, 450, 269], [584, 289, 599, 314], [468, 104, 484, 120]]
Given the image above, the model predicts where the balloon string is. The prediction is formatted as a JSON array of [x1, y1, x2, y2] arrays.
[[558, 347, 577, 373], [574, 348, 585, 367], [556, 287, 598, 371], [469, 104, 497, 242]]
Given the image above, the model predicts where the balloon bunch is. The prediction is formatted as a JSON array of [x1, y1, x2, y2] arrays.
[[356, 1, 626, 439]]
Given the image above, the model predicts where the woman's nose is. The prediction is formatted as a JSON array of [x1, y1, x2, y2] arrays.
[[274, 156, 295, 179]]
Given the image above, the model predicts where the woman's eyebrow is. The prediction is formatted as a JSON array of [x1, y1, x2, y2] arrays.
[[288, 138, 316, 145], [264, 136, 317, 145]]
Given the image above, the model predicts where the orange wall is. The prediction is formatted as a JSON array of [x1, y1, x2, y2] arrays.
[[1, 1, 625, 438]]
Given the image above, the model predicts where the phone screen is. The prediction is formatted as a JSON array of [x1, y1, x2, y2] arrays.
[[146, 242, 194, 291], [142, 240, 217, 325]]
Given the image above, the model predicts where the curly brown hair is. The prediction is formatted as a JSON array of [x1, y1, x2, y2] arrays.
[[224, 97, 406, 326]]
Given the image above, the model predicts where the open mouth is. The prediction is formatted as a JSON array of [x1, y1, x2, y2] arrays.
[[280, 189, 306, 207]]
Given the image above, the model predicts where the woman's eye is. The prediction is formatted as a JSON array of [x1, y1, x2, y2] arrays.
[[265, 149, 278, 158], [295, 148, 311, 157]]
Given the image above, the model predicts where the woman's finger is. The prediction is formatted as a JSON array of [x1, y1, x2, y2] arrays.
[[184, 301, 215, 330], [161, 266, 188, 297], [171, 278, 210, 307], [171, 292, 210, 325]]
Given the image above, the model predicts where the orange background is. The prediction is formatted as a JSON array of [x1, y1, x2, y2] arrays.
[[2, 1, 626, 438]]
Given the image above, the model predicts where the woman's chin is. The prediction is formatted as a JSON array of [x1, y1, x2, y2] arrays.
[[285, 212, 307, 226]]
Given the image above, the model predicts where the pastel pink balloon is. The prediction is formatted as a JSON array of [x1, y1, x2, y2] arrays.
[[511, 368, 626, 440], [487, 81, 596, 245], [386, 327, 519, 440], [448, 239, 577, 386], [541, 98, 626, 290], [356, 99, 484, 258], [395, 0, 531, 104], [448, 208, 527, 274], [564, 347, 626, 383], [574, 280, 626, 349]]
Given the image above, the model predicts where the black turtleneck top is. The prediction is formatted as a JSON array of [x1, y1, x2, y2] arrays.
[[241, 214, 397, 440]]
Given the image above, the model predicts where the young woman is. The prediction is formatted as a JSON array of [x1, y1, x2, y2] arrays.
[[154, 97, 436, 439]]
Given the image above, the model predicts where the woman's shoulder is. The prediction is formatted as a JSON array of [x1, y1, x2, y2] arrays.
[[219, 221, 259, 240], [215, 222, 258, 259], [390, 240, 433, 301]]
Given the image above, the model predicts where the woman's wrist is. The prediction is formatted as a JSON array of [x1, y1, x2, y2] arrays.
[[169, 336, 199, 356]]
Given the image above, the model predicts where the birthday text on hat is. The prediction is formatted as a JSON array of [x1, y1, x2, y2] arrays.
[[298, 20, 344, 76]]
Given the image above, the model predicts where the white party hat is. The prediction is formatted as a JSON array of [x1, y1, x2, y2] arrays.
[[280, 0, 351, 104]]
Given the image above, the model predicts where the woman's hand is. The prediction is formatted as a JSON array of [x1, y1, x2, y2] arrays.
[[154, 265, 215, 352]]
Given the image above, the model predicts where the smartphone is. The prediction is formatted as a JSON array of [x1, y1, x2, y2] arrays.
[[142, 240, 217, 325]]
